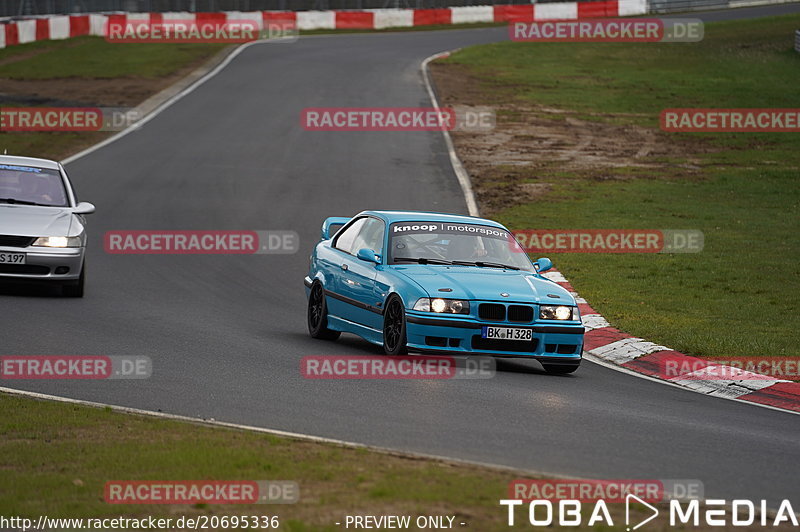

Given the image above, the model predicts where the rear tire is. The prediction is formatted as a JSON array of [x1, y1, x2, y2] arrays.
[[62, 264, 85, 298], [542, 363, 579, 375], [307, 282, 340, 340], [382, 295, 408, 355]]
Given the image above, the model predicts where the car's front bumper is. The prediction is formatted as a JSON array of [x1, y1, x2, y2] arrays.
[[405, 311, 584, 362], [0, 245, 84, 281]]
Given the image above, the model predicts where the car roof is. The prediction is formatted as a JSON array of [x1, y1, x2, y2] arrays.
[[362, 210, 506, 229], [0, 155, 61, 171]]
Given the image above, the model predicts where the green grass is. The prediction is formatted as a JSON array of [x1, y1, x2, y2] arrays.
[[0, 393, 696, 530], [0, 394, 506, 528], [443, 16, 800, 121], [441, 14, 800, 358], [2, 393, 674, 531], [0, 36, 226, 79]]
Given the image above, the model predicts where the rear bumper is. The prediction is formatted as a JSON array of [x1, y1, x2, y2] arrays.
[[405, 312, 584, 360], [0, 246, 84, 281]]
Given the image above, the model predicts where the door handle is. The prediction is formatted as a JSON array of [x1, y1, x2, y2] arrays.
[[341, 264, 348, 271]]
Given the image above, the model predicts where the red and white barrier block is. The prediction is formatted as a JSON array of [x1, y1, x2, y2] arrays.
[[540, 269, 800, 413], [0, 0, 648, 49]]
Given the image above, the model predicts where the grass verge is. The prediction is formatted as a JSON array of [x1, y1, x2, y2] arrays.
[[0, 393, 508, 530], [3, 392, 781, 531], [431, 14, 800, 358]]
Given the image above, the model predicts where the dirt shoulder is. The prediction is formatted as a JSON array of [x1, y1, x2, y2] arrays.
[[429, 61, 707, 217]]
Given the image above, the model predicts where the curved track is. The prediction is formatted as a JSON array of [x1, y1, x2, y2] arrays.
[[3, 4, 799, 507]]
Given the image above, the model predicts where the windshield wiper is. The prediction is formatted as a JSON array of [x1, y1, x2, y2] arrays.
[[0, 198, 50, 206], [394, 257, 453, 265], [452, 260, 521, 270]]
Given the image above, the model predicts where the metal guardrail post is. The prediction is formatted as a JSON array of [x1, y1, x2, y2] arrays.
[[795, 29, 800, 53]]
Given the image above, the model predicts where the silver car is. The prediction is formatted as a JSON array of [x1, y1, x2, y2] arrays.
[[0, 155, 95, 297]]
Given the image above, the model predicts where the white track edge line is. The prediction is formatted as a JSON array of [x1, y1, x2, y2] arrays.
[[0, 385, 572, 480], [421, 50, 480, 217], [3, 383, 774, 507]]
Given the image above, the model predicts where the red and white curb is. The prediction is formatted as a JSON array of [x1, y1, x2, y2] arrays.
[[540, 270, 800, 413], [0, 0, 647, 49]]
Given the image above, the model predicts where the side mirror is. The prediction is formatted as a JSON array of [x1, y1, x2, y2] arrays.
[[73, 202, 95, 215], [356, 248, 380, 264], [534, 257, 552, 273]]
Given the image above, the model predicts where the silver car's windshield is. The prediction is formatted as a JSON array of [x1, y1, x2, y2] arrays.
[[388, 221, 533, 271], [0, 164, 68, 207]]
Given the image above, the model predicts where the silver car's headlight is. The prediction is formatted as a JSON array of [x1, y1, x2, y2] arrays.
[[413, 298, 470, 314], [32, 236, 82, 248], [539, 305, 578, 321]]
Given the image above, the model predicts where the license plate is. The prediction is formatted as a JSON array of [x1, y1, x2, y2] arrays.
[[0, 252, 25, 264], [482, 326, 532, 341]]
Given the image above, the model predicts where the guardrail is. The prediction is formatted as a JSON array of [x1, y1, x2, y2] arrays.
[[0, 0, 645, 47], [796, 28, 800, 52], [2, 0, 568, 19]]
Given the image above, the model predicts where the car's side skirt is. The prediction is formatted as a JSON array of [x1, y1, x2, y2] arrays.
[[327, 315, 383, 346]]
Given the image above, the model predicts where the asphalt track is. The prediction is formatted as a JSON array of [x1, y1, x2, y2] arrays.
[[2, 4, 799, 508]]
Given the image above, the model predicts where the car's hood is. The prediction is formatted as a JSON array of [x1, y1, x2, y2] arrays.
[[0, 204, 78, 237], [392, 265, 574, 305]]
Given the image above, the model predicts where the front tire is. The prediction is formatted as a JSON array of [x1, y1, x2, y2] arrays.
[[382, 295, 408, 355], [307, 282, 340, 340], [62, 263, 85, 298]]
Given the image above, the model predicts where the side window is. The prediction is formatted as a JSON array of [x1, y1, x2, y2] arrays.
[[351, 218, 386, 255], [334, 218, 367, 254]]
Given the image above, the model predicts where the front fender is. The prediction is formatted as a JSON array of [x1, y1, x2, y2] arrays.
[[375, 268, 429, 311]]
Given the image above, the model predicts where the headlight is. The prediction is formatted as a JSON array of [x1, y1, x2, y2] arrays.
[[413, 298, 470, 314], [32, 236, 82, 248], [539, 305, 578, 321]]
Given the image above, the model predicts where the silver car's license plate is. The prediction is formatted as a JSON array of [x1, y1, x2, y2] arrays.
[[481, 326, 532, 341], [0, 252, 26, 264]]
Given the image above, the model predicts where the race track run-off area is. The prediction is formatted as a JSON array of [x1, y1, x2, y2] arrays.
[[2, 4, 799, 511]]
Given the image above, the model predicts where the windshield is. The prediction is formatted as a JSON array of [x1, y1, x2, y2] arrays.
[[388, 221, 533, 271], [0, 164, 68, 207]]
